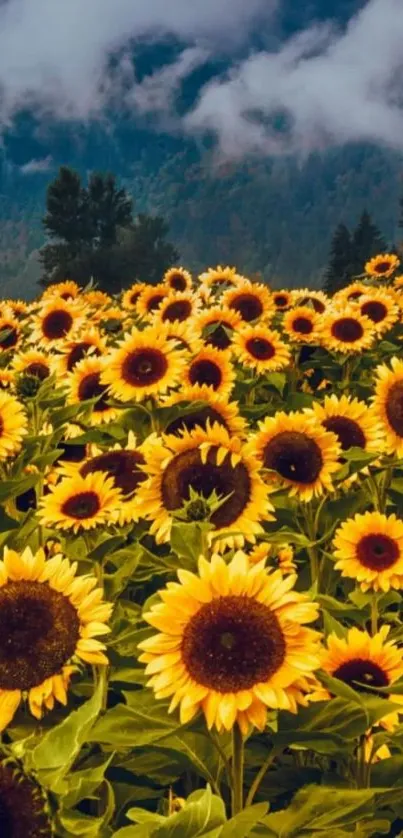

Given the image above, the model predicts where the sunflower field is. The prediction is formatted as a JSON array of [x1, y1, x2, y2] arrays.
[[2, 255, 403, 836]]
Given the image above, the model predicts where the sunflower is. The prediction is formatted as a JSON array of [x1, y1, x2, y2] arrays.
[[163, 320, 203, 355], [198, 266, 243, 295], [12, 349, 54, 381], [55, 327, 106, 373], [315, 626, 403, 730], [66, 356, 118, 425], [197, 306, 243, 350], [30, 299, 84, 347], [372, 356, 403, 456], [0, 545, 112, 730], [164, 266, 193, 292], [136, 284, 169, 319], [184, 347, 235, 397], [293, 289, 329, 314], [271, 290, 295, 311], [0, 371, 14, 390], [305, 395, 384, 459], [39, 472, 121, 533], [0, 758, 52, 836], [41, 279, 81, 300], [355, 290, 399, 336], [136, 423, 273, 550], [138, 551, 320, 732], [4, 299, 29, 317], [121, 282, 147, 311], [320, 307, 375, 354], [0, 392, 27, 460], [83, 289, 112, 308], [222, 280, 274, 323], [233, 324, 291, 374], [365, 253, 400, 278], [333, 281, 370, 305], [282, 306, 321, 344], [248, 542, 297, 575], [0, 314, 21, 352], [393, 275, 403, 290], [101, 326, 186, 403], [248, 411, 341, 502], [155, 291, 200, 324], [162, 384, 246, 438], [333, 512, 403, 592]]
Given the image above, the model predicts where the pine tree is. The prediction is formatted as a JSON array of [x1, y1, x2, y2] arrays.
[[351, 210, 386, 275], [323, 223, 353, 295]]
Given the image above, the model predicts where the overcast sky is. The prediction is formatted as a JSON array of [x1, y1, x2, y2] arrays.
[[0, 0, 402, 158]]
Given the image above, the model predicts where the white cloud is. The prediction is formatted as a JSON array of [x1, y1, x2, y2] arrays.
[[20, 155, 53, 174], [185, 0, 403, 156]]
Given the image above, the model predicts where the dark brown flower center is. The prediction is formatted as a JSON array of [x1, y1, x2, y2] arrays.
[[292, 316, 313, 335], [348, 290, 364, 301], [129, 290, 142, 305], [16, 487, 37, 513], [77, 372, 110, 411], [181, 595, 286, 691], [162, 300, 192, 323], [121, 348, 168, 387], [333, 658, 389, 693], [165, 406, 228, 436], [299, 296, 325, 313], [361, 301, 388, 323], [205, 322, 233, 350], [80, 450, 146, 497], [41, 310, 73, 340], [229, 293, 263, 322], [67, 342, 101, 371], [356, 533, 400, 570], [385, 381, 403, 437], [0, 325, 18, 350], [263, 431, 323, 484], [322, 416, 366, 450], [61, 490, 101, 520], [0, 581, 79, 691], [146, 293, 164, 313], [55, 440, 87, 464], [161, 446, 251, 528], [169, 273, 187, 291], [331, 318, 364, 343], [374, 261, 392, 274], [245, 337, 275, 361], [25, 363, 49, 380], [0, 762, 52, 838], [189, 359, 223, 389], [274, 294, 288, 308]]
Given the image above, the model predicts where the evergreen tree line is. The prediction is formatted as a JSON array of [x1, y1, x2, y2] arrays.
[[324, 210, 392, 295]]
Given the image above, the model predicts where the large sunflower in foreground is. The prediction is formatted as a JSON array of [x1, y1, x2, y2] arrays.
[[355, 289, 399, 336], [282, 306, 321, 344], [30, 299, 84, 347], [162, 384, 246, 438], [222, 280, 274, 323], [333, 511, 403, 592], [0, 757, 52, 837], [372, 356, 403, 456], [101, 327, 186, 403], [320, 307, 375, 354], [164, 266, 193, 293], [39, 472, 121, 532], [136, 423, 273, 549], [197, 306, 243, 350], [365, 253, 400, 278], [233, 324, 291, 374], [0, 546, 112, 730], [305, 394, 384, 458], [313, 626, 403, 731], [184, 346, 235, 397], [138, 551, 320, 732], [248, 411, 341, 501], [0, 392, 27, 460], [66, 356, 118, 425]]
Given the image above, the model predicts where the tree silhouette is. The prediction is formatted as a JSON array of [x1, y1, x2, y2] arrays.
[[323, 224, 353, 295]]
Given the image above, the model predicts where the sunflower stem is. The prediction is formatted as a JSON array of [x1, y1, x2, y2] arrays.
[[231, 723, 244, 815], [370, 596, 378, 636], [245, 747, 280, 807]]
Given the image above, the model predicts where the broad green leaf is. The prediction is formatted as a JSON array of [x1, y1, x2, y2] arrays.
[[154, 787, 226, 838], [219, 803, 269, 837], [170, 521, 205, 564], [88, 693, 182, 748]]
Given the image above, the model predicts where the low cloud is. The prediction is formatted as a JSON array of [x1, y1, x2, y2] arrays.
[[20, 155, 53, 174]]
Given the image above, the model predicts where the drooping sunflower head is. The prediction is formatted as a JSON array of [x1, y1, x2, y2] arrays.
[[31, 299, 84, 347], [121, 282, 147, 311], [249, 410, 341, 502], [0, 757, 52, 837], [136, 423, 273, 550], [164, 266, 193, 292], [320, 307, 375, 354], [355, 289, 399, 336], [136, 284, 169, 319], [139, 551, 320, 732], [55, 327, 106, 374], [101, 326, 187, 403], [233, 324, 291, 374], [41, 279, 81, 301], [184, 346, 235, 397], [162, 384, 246, 438], [0, 545, 112, 730], [306, 394, 384, 459], [155, 291, 200, 325], [0, 315, 21, 352], [12, 350, 54, 382], [282, 306, 321, 344], [373, 356, 403, 456], [197, 306, 243, 350], [0, 392, 27, 461], [222, 281, 274, 323], [365, 253, 400, 279], [333, 511, 403, 592], [66, 356, 118, 425], [293, 289, 329, 314], [39, 471, 122, 532]]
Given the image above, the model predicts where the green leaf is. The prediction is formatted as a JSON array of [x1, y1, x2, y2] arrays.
[[155, 787, 226, 837], [170, 521, 205, 564], [155, 731, 222, 788], [219, 803, 269, 837], [0, 474, 39, 503], [264, 372, 286, 395], [88, 693, 182, 748]]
